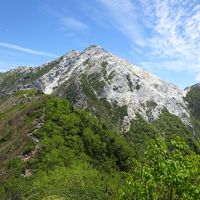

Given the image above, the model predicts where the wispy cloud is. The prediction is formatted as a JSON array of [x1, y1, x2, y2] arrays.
[[142, 0, 200, 81], [96, 0, 200, 83], [97, 0, 146, 46], [42, 4, 88, 32], [0, 42, 58, 58]]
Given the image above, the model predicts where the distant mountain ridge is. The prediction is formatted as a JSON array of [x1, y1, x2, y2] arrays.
[[0, 45, 192, 131]]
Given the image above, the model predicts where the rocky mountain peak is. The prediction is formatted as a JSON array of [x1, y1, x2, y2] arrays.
[[84, 44, 106, 53], [0, 45, 191, 131]]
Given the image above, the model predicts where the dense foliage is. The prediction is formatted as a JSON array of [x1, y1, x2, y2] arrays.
[[0, 94, 133, 199], [0, 91, 200, 199], [185, 86, 200, 120], [120, 137, 200, 200]]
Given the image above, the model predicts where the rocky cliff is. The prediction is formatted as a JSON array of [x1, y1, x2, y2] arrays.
[[0, 45, 191, 131]]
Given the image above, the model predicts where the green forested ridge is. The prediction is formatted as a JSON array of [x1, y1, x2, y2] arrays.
[[0, 90, 200, 199], [0, 91, 133, 199], [125, 109, 200, 157], [185, 86, 200, 120]]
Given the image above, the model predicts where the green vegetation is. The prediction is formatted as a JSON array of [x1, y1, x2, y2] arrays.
[[146, 101, 158, 120], [79, 73, 129, 132], [126, 75, 133, 92], [0, 59, 60, 97], [81, 74, 97, 100], [83, 58, 90, 65], [0, 90, 47, 181], [186, 86, 200, 150], [101, 61, 109, 81], [108, 70, 115, 81], [88, 73, 106, 95], [126, 114, 158, 156], [185, 87, 200, 120], [153, 109, 190, 138], [126, 109, 200, 157], [0, 90, 200, 199], [120, 137, 200, 200], [53, 76, 80, 105], [24, 59, 60, 82], [0, 92, 133, 199], [0, 70, 25, 93]]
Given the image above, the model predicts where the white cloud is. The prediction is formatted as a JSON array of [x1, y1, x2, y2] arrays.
[[42, 4, 89, 32], [0, 42, 58, 58], [97, 0, 200, 83], [98, 0, 146, 46], [139, 0, 200, 78]]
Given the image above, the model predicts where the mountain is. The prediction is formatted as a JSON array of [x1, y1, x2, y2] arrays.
[[185, 83, 200, 120], [0, 45, 190, 132], [0, 90, 136, 199], [0, 90, 199, 199], [0, 45, 200, 199]]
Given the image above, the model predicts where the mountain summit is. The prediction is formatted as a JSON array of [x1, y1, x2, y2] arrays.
[[0, 45, 190, 131], [1, 45, 200, 199]]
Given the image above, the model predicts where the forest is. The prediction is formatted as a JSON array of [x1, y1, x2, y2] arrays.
[[0, 91, 199, 199]]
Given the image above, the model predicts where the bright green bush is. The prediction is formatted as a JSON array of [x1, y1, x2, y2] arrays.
[[119, 137, 200, 200]]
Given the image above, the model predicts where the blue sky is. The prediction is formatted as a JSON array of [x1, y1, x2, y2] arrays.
[[0, 0, 200, 88]]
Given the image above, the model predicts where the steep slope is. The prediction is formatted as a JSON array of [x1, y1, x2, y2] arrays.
[[0, 90, 46, 180], [0, 90, 199, 200], [1, 47, 200, 200], [0, 90, 135, 199], [185, 83, 200, 120], [35, 46, 190, 130], [0, 45, 190, 132]]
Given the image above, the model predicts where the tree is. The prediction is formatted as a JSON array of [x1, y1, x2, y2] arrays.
[[119, 137, 200, 200]]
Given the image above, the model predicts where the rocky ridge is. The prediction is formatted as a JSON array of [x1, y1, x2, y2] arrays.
[[0, 45, 191, 131]]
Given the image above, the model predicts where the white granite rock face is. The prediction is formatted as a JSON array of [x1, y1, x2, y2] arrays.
[[29, 45, 191, 130]]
